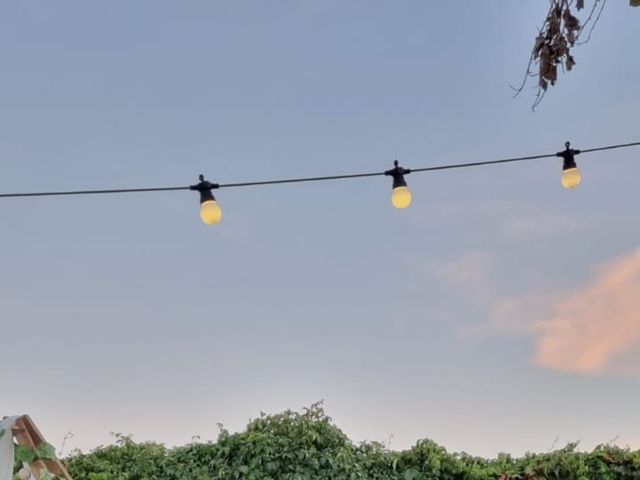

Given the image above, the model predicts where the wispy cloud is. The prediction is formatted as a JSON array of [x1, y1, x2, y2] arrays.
[[441, 248, 640, 376], [439, 251, 493, 292], [530, 249, 640, 375], [413, 201, 582, 241], [503, 212, 581, 240]]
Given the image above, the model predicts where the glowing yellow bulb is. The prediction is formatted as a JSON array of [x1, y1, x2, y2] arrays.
[[561, 167, 581, 189], [200, 200, 222, 225], [391, 186, 412, 209]]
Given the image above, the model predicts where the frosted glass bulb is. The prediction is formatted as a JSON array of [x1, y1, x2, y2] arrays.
[[200, 200, 222, 225], [18, 467, 32, 480], [561, 167, 581, 189], [391, 186, 412, 209]]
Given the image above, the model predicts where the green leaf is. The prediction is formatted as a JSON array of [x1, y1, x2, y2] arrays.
[[404, 468, 421, 480], [0, 428, 5, 440], [39, 470, 56, 480], [14, 444, 36, 463], [88, 474, 111, 480], [36, 442, 57, 460]]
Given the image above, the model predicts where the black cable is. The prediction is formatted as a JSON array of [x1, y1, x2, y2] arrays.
[[0, 141, 637, 199], [218, 153, 559, 189], [0, 186, 190, 198], [411, 152, 557, 173], [219, 171, 384, 189], [579, 141, 640, 154]]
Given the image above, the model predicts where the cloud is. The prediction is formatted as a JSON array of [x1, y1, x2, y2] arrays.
[[439, 251, 493, 289], [493, 249, 640, 375], [503, 212, 581, 240], [437, 251, 496, 307], [530, 249, 640, 375], [412, 201, 583, 241], [442, 248, 640, 376], [491, 294, 551, 335]]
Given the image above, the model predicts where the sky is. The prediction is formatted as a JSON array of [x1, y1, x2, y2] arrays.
[[1, 1, 640, 459]]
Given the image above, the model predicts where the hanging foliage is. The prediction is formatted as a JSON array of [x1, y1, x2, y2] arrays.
[[515, 0, 609, 109]]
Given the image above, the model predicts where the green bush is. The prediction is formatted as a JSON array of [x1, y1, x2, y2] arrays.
[[64, 404, 640, 480]]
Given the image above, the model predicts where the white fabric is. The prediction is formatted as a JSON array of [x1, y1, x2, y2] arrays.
[[0, 416, 20, 480]]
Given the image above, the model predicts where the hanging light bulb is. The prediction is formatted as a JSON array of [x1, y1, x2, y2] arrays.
[[557, 141, 582, 190], [561, 167, 581, 189], [391, 185, 412, 209], [17, 467, 31, 480], [385, 160, 412, 209], [190, 175, 222, 225], [200, 198, 222, 225]]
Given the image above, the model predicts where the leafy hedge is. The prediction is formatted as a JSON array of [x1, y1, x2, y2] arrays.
[[64, 404, 640, 480]]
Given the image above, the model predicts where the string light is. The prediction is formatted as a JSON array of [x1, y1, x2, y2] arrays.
[[557, 142, 582, 190], [385, 160, 412, 209], [0, 140, 638, 225], [190, 175, 222, 225]]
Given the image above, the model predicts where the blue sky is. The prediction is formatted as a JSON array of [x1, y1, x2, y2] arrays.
[[1, 1, 640, 457]]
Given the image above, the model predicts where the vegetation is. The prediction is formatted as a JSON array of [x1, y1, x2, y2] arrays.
[[519, 0, 638, 108], [63, 404, 640, 480]]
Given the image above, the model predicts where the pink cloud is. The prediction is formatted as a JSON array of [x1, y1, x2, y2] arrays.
[[442, 248, 640, 375], [531, 249, 640, 375]]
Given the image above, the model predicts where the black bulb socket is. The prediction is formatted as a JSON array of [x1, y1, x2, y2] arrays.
[[384, 160, 411, 189], [556, 142, 581, 171], [190, 174, 220, 204]]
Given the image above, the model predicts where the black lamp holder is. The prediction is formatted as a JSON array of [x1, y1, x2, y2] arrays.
[[384, 160, 412, 189], [556, 142, 581, 171], [190, 174, 220, 203]]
